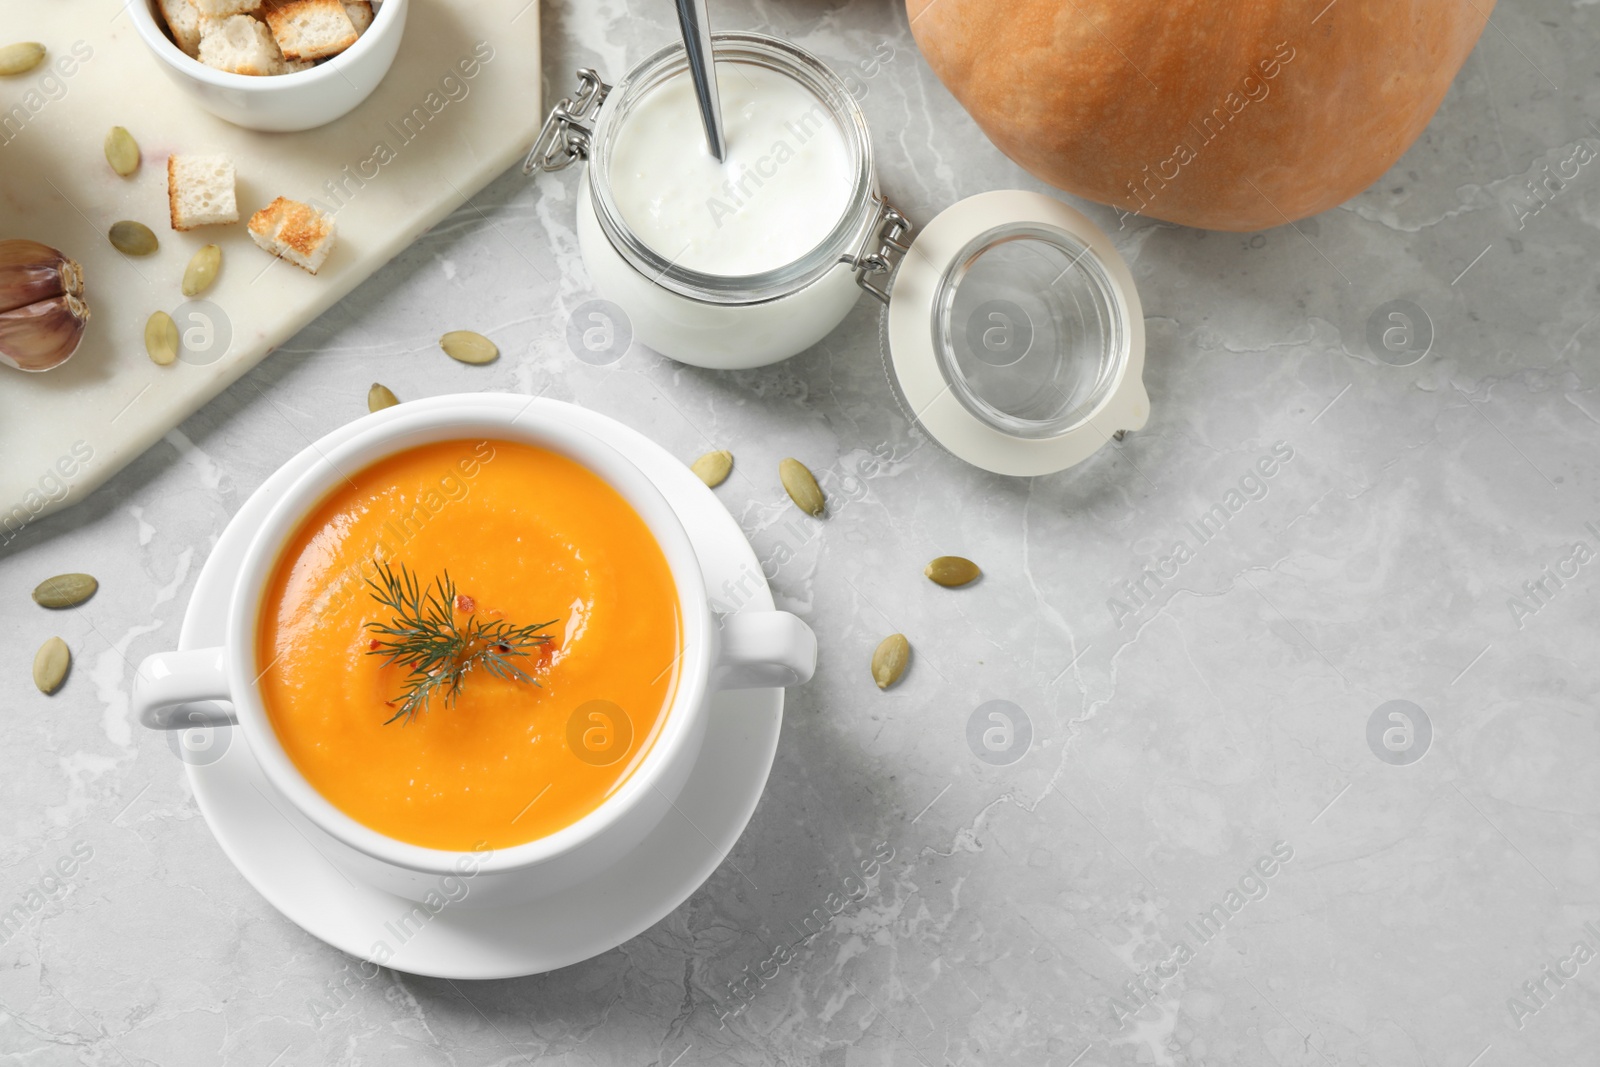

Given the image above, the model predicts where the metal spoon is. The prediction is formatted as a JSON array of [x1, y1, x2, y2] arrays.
[[673, 0, 726, 161]]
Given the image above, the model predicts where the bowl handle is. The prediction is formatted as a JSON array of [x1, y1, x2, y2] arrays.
[[132, 648, 237, 729], [712, 612, 817, 691]]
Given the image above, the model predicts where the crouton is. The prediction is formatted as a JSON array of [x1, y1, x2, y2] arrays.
[[249, 197, 337, 274], [197, 14, 288, 76], [156, 0, 204, 55], [342, 1, 374, 34], [167, 155, 239, 230], [262, 0, 358, 61]]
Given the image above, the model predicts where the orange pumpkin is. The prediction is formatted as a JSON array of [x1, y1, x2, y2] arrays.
[[906, 0, 1493, 231]]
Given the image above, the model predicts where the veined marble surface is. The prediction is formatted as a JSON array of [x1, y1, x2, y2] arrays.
[[4, 1, 1600, 1064]]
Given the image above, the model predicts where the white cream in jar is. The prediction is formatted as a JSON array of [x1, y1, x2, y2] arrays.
[[607, 64, 855, 276]]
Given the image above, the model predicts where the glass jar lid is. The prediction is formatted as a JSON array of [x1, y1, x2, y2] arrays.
[[883, 191, 1149, 476]]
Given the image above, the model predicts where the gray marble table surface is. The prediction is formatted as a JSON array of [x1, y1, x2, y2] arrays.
[[5, 1, 1600, 1064]]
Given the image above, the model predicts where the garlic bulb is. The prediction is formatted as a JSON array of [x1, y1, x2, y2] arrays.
[[0, 238, 88, 372]]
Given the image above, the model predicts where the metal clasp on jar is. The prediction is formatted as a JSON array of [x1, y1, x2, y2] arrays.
[[524, 69, 612, 174], [853, 200, 913, 304]]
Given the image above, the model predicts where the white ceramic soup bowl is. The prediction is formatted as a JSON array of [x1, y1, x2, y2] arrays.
[[129, 398, 816, 906], [130, 0, 409, 132]]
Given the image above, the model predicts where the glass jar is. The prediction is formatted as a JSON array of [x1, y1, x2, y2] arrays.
[[530, 34, 899, 371], [532, 37, 1149, 477]]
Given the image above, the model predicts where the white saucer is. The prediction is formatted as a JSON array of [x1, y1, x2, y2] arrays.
[[175, 396, 782, 979]]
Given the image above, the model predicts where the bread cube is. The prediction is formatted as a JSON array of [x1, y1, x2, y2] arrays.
[[167, 155, 239, 230], [156, 0, 204, 55], [197, 14, 288, 76], [263, 0, 358, 61], [249, 197, 337, 274], [342, 1, 374, 34]]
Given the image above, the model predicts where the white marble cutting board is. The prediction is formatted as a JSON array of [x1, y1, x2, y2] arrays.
[[0, 0, 540, 540]]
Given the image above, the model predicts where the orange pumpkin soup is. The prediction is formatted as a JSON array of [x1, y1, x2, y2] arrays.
[[256, 439, 682, 851]]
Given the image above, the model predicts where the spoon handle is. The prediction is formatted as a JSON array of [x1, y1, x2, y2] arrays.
[[674, 0, 726, 161]]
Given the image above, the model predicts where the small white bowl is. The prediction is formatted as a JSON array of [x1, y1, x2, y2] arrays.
[[130, 0, 409, 132]]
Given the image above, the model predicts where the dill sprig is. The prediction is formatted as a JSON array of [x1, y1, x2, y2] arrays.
[[364, 560, 556, 725]]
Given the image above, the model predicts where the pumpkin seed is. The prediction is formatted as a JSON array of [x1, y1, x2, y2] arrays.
[[32, 573, 97, 609], [871, 633, 910, 690], [690, 449, 733, 488], [368, 382, 399, 412], [440, 330, 497, 365], [181, 244, 221, 296], [145, 310, 178, 365], [779, 458, 825, 516], [104, 126, 140, 177], [110, 220, 158, 257], [925, 556, 981, 587], [33, 637, 69, 695], [0, 42, 45, 77]]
